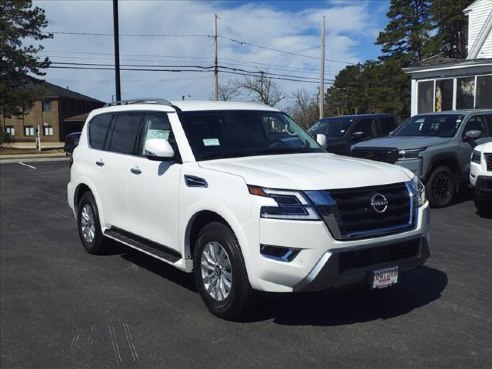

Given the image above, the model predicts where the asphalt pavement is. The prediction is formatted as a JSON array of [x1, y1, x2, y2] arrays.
[[1, 161, 491, 369]]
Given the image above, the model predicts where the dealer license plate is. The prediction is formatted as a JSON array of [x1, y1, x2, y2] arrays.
[[371, 266, 398, 289]]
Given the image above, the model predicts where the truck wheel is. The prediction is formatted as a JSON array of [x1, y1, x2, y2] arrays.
[[77, 192, 107, 254], [193, 222, 255, 320], [425, 166, 456, 208], [474, 191, 492, 216]]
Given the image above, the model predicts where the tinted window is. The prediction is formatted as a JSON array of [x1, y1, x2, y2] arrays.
[[353, 118, 375, 137], [379, 117, 398, 135], [179, 110, 322, 161], [464, 115, 492, 137], [393, 114, 464, 138], [88, 114, 112, 150], [108, 114, 141, 154], [307, 117, 353, 137]]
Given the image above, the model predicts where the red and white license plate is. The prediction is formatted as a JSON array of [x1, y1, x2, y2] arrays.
[[371, 266, 398, 289]]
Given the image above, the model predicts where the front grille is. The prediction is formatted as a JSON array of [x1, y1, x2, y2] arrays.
[[352, 148, 398, 164], [338, 238, 420, 272], [314, 182, 414, 240], [486, 153, 492, 172]]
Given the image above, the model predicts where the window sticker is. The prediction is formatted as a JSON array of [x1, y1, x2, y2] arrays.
[[146, 129, 169, 140], [203, 138, 220, 146]]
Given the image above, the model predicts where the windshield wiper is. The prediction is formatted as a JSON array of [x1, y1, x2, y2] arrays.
[[198, 150, 259, 160], [254, 147, 313, 155]]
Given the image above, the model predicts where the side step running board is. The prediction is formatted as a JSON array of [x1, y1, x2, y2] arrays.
[[104, 227, 181, 263]]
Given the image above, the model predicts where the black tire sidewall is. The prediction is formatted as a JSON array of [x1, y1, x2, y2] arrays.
[[193, 222, 251, 320], [426, 166, 455, 208], [77, 192, 104, 254]]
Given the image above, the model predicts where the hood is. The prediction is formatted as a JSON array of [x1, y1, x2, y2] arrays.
[[198, 153, 412, 190], [353, 136, 451, 150]]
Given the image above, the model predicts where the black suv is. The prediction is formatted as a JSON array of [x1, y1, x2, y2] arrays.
[[307, 114, 400, 155]]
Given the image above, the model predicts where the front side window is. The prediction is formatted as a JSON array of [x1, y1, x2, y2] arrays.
[[379, 117, 398, 135], [179, 110, 322, 161], [463, 115, 492, 138], [393, 114, 464, 138], [139, 113, 172, 155], [88, 114, 112, 150], [108, 114, 141, 154], [352, 118, 375, 137], [307, 117, 353, 138]]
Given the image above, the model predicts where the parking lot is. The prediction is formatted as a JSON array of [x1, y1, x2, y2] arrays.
[[1, 161, 491, 369]]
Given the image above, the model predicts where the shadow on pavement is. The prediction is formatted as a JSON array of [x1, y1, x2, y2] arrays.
[[254, 266, 447, 326]]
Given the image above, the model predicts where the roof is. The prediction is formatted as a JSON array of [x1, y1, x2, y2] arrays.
[[403, 57, 492, 73], [28, 77, 103, 103], [320, 113, 398, 121], [64, 113, 90, 122], [93, 100, 279, 115], [414, 54, 464, 67], [415, 109, 492, 116]]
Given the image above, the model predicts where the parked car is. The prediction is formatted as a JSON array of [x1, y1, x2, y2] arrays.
[[67, 99, 429, 320], [470, 141, 492, 215], [64, 132, 81, 155], [307, 114, 400, 155], [351, 109, 492, 208]]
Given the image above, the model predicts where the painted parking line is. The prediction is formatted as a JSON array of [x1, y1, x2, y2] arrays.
[[18, 162, 37, 170]]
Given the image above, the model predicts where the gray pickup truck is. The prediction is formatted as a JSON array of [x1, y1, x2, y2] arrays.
[[351, 110, 492, 207]]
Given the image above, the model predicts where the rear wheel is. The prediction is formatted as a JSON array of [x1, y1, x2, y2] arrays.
[[77, 192, 108, 254], [474, 190, 492, 216], [426, 166, 456, 208], [193, 222, 255, 320]]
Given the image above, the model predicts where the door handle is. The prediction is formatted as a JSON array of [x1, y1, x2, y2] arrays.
[[130, 167, 142, 175], [96, 160, 104, 167]]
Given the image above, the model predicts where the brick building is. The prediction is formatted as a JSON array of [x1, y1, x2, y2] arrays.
[[1, 79, 103, 142]]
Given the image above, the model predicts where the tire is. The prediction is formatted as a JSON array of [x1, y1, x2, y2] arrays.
[[474, 190, 492, 216], [77, 192, 107, 254], [425, 166, 456, 208], [193, 222, 255, 320]]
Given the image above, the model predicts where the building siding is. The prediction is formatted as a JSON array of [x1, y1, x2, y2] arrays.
[[466, 0, 492, 58]]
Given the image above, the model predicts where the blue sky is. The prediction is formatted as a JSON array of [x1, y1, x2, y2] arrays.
[[34, 0, 391, 106]]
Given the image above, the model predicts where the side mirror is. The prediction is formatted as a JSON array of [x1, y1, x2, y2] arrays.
[[144, 138, 175, 160], [352, 131, 365, 139], [464, 130, 482, 141], [316, 134, 327, 149]]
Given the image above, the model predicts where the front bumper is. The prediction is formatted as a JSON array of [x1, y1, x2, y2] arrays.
[[474, 175, 492, 199], [294, 236, 430, 292], [250, 203, 430, 292]]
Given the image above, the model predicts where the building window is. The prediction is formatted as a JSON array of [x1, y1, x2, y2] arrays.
[[418, 81, 434, 114], [24, 126, 35, 136], [5, 126, 15, 136], [456, 77, 475, 109], [43, 125, 54, 136], [435, 79, 453, 112], [476, 75, 492, 109], [42, 100, 52, 112]]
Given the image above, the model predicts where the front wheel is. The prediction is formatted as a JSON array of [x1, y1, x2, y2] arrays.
[[425, 166, 456, 208], [193, 222, 255, 320]]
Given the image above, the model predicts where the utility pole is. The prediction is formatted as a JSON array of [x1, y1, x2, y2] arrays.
[[213, 14, 219, 101], [319, 16, 325, 119], [113, 0, 121, 102]]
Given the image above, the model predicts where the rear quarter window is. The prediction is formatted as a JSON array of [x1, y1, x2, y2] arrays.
[[88, 114, 113, 150]]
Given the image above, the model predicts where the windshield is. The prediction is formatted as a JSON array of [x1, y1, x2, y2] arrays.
[[178, 110, 323, 161], [307, 117, 353, 138], [392, 114, 464, 138]]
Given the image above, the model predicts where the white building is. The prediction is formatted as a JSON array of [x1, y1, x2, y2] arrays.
[[404, 0, 492, 116]]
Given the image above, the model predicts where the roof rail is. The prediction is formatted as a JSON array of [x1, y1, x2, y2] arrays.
[[104, 98, 173, 107]]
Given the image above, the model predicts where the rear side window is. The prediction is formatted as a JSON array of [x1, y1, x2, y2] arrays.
[[379, 117, 399, 135], [108, 114, 141, 154], [88, 114, 112, 150], [353, 118, 375, 137]]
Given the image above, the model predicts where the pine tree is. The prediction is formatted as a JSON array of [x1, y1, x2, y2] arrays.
[[430, 0, 474, 59], [0, 0, 52, 118]]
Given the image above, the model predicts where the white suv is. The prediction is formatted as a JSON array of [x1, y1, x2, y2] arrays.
[[470, 142, 492, 215], [67, 99, 430, 319]]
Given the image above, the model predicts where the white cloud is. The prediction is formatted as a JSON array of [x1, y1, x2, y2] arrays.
[[34, 0, 381, 107]]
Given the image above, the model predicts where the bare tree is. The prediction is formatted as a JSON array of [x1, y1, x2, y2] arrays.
[[217, 80, 241, 101], [287, 89, 323, 128], [234, 73, 284, 107]]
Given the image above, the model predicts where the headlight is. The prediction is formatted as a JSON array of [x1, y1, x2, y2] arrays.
[[471, 150, 481, 164], [409, 176, 426, 207], [248, 185, 320, 220], [398, 148, 425, 160]]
